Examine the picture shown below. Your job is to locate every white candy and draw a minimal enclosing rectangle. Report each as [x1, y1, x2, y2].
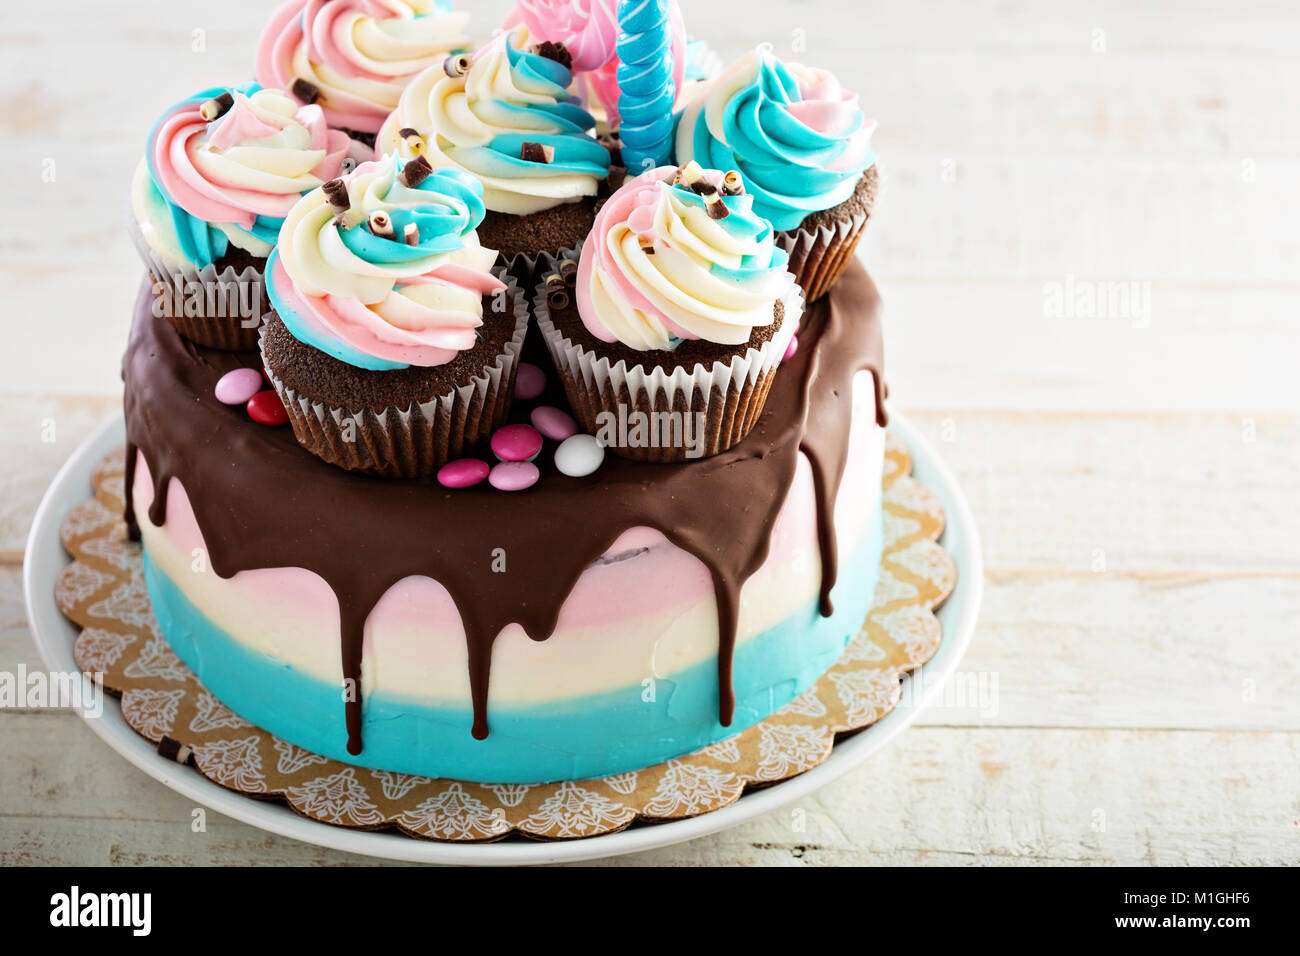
[554, 434, 604, 478]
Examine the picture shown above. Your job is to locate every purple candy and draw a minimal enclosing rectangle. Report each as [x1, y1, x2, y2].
[436, 458, 490, 489]
[530, 405, 578, 442]
[491, 424, 543, 462]
[214, 367, 264, 405]
[783, 335, 799, 362]
[514, 362, 546, 400]
[489, 460, 539, 492]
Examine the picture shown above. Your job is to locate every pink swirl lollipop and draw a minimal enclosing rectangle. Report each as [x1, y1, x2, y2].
[502, 0, 685, 127]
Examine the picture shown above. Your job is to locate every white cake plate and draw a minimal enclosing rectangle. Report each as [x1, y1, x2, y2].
[25, 409, 981, 865]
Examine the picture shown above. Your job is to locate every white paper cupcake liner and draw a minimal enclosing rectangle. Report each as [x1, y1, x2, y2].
[260, 271, 530, 479]
[775, 206, 870, 305]
[127, 207, 268, 350]
[532, 246, 803, 462]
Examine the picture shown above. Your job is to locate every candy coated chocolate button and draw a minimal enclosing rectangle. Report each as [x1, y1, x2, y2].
[489, 460, 539, 491]
[214, 368, 263, 405]
[783, 335, 799, 361]
[246, 390, 289, 426]
[491, 424, 543, 462]
[514, 362, 546, 400]
[437, 458, 490, 489]
[530, 405, 578, 442]
[555, 434, 604, 477]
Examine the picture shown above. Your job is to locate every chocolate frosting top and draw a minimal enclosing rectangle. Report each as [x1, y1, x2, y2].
[123, 261, 885, 755]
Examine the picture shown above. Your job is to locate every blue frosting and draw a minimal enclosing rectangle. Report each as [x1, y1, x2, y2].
[143, 508, 883, 785]
[443, 37, 609, 184]
[666, 178, 790, 278]
[144, 81, 277, 268]
[684, 37, 713, 82]
[269, 162, 490, 372]
[616, 0, 678, 173]
[679, 53, 875, 231]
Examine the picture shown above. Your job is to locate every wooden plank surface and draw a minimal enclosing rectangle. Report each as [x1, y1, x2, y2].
[2, 0, 1298, 865]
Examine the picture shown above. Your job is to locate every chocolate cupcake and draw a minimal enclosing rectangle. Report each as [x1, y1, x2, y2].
[675, 46, 878, 302]
[262, 153, 528, 477]
[533, 164, 800, 463]
[255, 0, 471, 148]
[129, 83, 369, 349]
[377, 27, 612, 282]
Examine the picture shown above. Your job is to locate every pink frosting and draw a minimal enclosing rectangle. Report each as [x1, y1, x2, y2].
[790, 66, 876, 174]
[576, 165, 733, 344]
[257, 0, 454, 133]
[271, 258, 504, 367]
[502, 0, 686, 127]
[503, 0, 618, 72]
[150, 93, 353, 228]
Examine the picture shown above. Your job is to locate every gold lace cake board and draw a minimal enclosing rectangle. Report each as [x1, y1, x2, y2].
[55, 431, 954, 843]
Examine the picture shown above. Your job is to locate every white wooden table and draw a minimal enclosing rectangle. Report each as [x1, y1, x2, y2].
[2, 0, 1297, 865]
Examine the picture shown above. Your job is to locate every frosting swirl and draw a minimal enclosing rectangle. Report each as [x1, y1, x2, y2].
[256, 0, 471, 135]
[377, 29, 610, 215]
[575, 165, 792, 350]
[268, 153, 505, 370]
[674, 48, 876, 232]
[138, 84, 361, 267]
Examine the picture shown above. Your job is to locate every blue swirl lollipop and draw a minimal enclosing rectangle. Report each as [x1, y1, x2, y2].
[616, 0, 679, 173]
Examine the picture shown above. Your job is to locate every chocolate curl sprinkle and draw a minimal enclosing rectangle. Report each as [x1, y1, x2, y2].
[198, 91, 234, 122]
[521, 141, 555, 164]
[544, 273, 569, 310]
[157, 735, 193, 765]
[533, 41, 572, 70]
[291, 78, 321, 105]
[443, 54, 471, 78]
[559, 258, 578, 287]
[676, 162, 731, 220]
[398, 153, 433, 188]
[322, 178, 350, 214]
[404, 223, 420, 246]
[721, 169, 745, 196]
[399, 127, 426, 157]
[675, 161, 705, 189]
[368, 211, 395, 240]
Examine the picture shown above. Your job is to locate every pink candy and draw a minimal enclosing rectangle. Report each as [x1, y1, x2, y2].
[514, 362, 547, 400]
[437, 458, 490, 489]
[214, 368, 263, 405]
[489, 460, 539, 492]
[491, 424, 543, 462]
[783, 335, 799, 361]
[530, 405, 578, 442]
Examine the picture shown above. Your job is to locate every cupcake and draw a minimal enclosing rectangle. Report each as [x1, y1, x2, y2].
[129, 83, 368, 349]
[534, 163, 800, 463]
[674, 46, 878, 302]
[255, 0, 471, 147]
[261, 153, 528, 477]
[376, 27, 612, 281]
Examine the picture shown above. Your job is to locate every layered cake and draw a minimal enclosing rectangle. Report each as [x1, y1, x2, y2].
[122, 0, 884, 785]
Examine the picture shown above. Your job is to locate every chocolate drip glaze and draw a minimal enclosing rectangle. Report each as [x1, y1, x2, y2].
[122, 261, 885, 752]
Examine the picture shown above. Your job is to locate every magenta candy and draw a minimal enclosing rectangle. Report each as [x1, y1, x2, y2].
[491, 424, 543, 462]
[215, 368, 263, 405]
[489, 460, 539, 492]
[514, 362, 546, 400]
[246, 390, 289, 426]
[783, 335, 799, 361]
[530, 405, 578, 442]
[436, 458, 490, 489]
